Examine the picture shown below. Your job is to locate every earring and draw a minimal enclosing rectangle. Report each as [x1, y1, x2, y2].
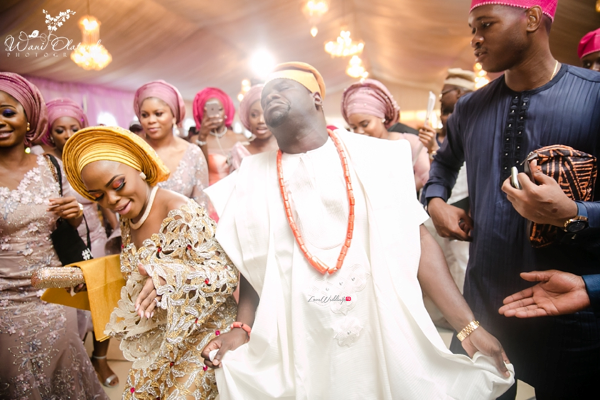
[50, 136, 55, 145]
[27, 122, 31, 131]
[140, 172, 147, 180]
[382, 119, 386, 124]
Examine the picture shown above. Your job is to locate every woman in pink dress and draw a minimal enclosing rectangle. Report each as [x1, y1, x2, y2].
[192, 88, 246, 185]
[0, 72, 108, 399]
[229, 85, 279, 171]
[341, 79, 430, 191]
[134, 80, 210, 209]
[40, 97, 119, 387]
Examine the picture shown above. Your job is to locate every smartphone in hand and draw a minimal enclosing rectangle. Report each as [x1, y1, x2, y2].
[205, 102, 220, 118]
[510, 166, 522, 190]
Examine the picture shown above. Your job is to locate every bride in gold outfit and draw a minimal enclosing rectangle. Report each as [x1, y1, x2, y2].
[62, 125, 238, 399]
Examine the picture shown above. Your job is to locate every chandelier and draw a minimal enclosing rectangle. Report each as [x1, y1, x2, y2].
[302, 0, 329, 37]
[325, 30, 364, 57]
[474, 62, 490, 89]
[71, 15, 112, 70]
[346, 55, 368, 79]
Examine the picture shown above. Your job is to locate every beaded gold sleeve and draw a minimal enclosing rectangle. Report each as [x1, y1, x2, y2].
[105, 199, 238, 399]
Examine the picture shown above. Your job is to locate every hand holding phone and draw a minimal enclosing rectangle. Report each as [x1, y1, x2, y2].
[205, 102, 220, 119]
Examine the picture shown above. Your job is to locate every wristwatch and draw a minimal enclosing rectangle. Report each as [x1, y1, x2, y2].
[563, 202, 589, 233]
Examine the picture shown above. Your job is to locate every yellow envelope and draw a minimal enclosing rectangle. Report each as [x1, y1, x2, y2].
[41, 255, 125, 341]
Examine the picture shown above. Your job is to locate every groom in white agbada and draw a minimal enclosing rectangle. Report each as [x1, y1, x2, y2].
[202, 62, 514, 399]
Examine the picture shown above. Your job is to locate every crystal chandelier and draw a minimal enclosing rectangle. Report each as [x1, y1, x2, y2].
[302, 0, 329, 37]
[346, 55, 369, 79]
[474, 62, 490, 89]
[71, 15, 112, 70]
[325, 30, 364, 58]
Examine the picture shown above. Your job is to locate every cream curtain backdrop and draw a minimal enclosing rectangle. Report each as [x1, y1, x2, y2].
[2, 0, 599, 123]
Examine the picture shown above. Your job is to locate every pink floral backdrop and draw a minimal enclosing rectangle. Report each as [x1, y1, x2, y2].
[24, 75, 136, 129]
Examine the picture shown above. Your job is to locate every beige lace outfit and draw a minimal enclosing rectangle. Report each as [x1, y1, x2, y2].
[0, 155, 108, 400]
[105, 199, 238, 399]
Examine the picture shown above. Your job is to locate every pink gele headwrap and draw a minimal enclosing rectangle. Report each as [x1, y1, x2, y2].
[578, 28, 600, 59]
[470, 0, 558, 21]
[192, 87, 235, 130]
[341, 79, 400, 129]
[134, 80, 186, 126]
[41, 98, 89, 146]
[0, 72, 48, 146]
[239, 85, 263, 131]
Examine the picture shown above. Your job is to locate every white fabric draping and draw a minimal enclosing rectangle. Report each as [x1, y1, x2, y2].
[206, 130, 514, 400]
[2, 0, 595, 122]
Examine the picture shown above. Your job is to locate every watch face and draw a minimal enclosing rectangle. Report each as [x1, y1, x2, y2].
[567, 220, 588, 233]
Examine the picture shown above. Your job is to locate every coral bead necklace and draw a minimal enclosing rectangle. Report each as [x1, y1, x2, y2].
[276, 130, 355, 275]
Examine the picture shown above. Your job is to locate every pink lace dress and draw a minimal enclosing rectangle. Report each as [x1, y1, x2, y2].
[158, 144, 210, 209]
[0, 155, 108, 399]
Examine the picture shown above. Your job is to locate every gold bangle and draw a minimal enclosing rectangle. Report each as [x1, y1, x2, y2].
[457, 320, 480, 341]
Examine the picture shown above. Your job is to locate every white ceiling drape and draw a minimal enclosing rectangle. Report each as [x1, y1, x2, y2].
[1, 0, 599, 122]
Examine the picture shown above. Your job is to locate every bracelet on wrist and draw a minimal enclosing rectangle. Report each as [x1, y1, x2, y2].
[457, 320, 479, 341]
[196, 139, 207, 147]
[230, 321, 251, 342]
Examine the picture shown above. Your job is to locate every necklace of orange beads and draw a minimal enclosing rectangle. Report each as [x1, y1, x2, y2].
[276, 130, 355, 275]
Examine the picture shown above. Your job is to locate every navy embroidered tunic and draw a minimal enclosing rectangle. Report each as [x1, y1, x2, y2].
[423, 64, 600, 393]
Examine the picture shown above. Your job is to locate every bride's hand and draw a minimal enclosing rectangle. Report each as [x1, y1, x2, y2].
[135, 264, 164, 319]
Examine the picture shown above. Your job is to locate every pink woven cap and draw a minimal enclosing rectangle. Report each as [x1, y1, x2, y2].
[578, 28, 600, 59]
[470, 0, 558, 21]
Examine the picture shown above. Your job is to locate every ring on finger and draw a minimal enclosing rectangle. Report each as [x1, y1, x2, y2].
[154, 297, 160, 306]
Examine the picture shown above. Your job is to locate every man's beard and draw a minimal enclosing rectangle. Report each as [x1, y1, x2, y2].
[266, 104, 291, 128]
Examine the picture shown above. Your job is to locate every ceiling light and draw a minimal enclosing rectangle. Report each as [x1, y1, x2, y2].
[302, 0, 329, 37]
[250, 50, 276, 79]
[346, 55, 368, 79]
[71, 15, 111, 70]
[325, 30, 364, 58]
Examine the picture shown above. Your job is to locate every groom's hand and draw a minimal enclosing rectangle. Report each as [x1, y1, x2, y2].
[201, 329, 248, 368]
[461, 326, 511, 378]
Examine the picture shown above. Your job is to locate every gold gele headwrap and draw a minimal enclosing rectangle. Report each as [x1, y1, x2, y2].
[62, 125, 170, 201]
[264, 62, 326, 99]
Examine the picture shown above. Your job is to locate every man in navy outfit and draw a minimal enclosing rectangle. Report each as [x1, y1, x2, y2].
[422, 1, 600, 398]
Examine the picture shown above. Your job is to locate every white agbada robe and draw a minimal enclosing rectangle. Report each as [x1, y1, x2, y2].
[206, 130, 514, 400]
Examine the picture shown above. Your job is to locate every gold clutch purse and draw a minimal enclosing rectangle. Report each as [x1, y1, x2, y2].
[31, 267, 85, 289]
[40, 255, 125, 341]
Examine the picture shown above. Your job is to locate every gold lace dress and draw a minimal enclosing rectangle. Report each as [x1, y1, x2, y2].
[105, 199, 238, 399]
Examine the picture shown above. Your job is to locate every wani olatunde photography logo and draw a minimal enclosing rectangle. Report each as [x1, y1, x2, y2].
[4, 9, 77, 58]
